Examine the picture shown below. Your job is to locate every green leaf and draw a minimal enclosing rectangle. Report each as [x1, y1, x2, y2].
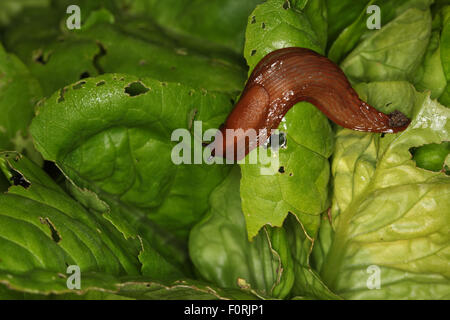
[321, 88, 450, 299]
[1, 273, 260, 299]
[439, 6, 450, 106]
[27, 39, 101, 97]
[240, 0, 333, 240]
[93, 278, 262, 300]
[0, 153, 140, 277]
[0, 152, 189, 295]
[340, 7, 432, 84]
[240, 129, 332, 240]
[328, 0, 434, 64]
[325, 0, 369, 49]
[189, 168, 294, 299]
[244, 0, 324, 70]
[3, 6, 62, 65]
[4, 9, 247, 96]
[0, 44, 42, 161]
[284, 214, 341, 300]
[303, 0, 328, 51]
[0, 0, 49, 27]
[30, 74, 233, 240]
[310, 214, 334, 274]
[0, 175, 8, 193]
[413, 30, 447, 99]
[354, 81, 417, 118]
[117, 0, 264, 56]
[79, 23, 246, 94]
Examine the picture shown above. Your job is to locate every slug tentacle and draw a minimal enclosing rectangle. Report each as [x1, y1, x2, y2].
[209, 47, 410, 161]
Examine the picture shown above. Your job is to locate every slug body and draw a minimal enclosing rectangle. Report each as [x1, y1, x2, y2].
[209, 47, 410, 161]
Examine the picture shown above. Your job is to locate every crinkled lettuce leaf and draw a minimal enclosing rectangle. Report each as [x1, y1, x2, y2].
[320, 86, 450, 299]
[284, 214, 341, 300]
[78, 23, 246, 94]
[340, 7, 432, 84]
[0, 44, 42, 162]
[30, 74, 232, 241]
[3, 4, 248, 97]
[244, 0, 325, 69]
[189, 167, 294, 299]
[0, 152, 189, 295]
[439, 5, 450, 106]
[328, 0, 434, 64]
[0, 0, 49, 26]
[240, 0, 333, 240]
[116, 0, 264, 56]
[413, 17, 447, 99]
[325, 0, 368, 49]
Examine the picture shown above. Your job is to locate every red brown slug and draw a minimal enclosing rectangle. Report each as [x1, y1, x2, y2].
[208, 47, 410, 161]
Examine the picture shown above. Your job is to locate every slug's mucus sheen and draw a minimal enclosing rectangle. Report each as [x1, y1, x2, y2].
[208, 47, 410, 161]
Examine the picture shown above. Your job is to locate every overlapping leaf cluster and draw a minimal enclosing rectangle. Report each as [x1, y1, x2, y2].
[0, 0, 448, 300]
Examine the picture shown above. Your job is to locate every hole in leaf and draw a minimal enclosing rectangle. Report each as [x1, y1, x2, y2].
[188, 109, 198, 130]
[73, 81, 86, 90]
[251, 16, 256, 24]
[79, 71, 90, 79]
[283, 0, 290, 9]
[125, 81, 149, 96]
[58, 87, 67, 103]
[262, 22, 266, 29]
[33, 49, 52, 65]
[96, 80, 106, 86]
[278, 166, 285, 173]
[251, 49, 257, 56]
[43, 161, 63, 182]
[39, 217, 62, 243]
[93, 41, 107, 74]
[9, 169, 31, 188]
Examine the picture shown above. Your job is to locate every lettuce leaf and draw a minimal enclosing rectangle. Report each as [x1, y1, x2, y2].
[340, 7, 432, 84]
[240, 0, 333, 240]
[414, 26, 447, 99]
[320, 86, 450, 299]
[30, 74, 233, 240]
[438, 5, 450, 106]
[328, 0, 434, 64]
[0, 44, 42, 158]
[117, 0, 264, 55]
[3, 5, 248, 97]
[189, 167, 294, 299]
